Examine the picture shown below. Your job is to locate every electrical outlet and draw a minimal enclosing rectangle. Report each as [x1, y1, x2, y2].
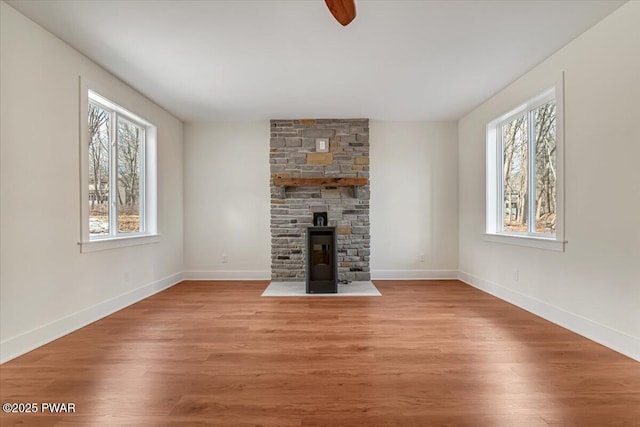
[222, 253, 229, 264]
[124, 271, 130, 282]
[513, 269, 519, 282]
[419, 253, 425, 262]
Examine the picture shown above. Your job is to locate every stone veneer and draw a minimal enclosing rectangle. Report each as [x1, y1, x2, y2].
[270, 119, 370, 282]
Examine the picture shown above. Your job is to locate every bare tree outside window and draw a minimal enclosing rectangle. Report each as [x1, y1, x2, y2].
[88, 103, 110, 236]
[501, 101, 556, 235]
[87, 94, 147, 239]
[83, 87, 155, 249]
[534, 101, 556, 234]
[486, 82, 563, 250]
[502, 115, 528, 232]
[117, 118, 142, 233]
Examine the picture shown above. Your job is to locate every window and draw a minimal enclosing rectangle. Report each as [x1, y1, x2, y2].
[79, 78, 158, 252]
[485, 75, 565, 251]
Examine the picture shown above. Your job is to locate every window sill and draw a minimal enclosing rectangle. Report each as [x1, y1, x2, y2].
[483, 233, 566, 252]
[79, 234, 160, 253]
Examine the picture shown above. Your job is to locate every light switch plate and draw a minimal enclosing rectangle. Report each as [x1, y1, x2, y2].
[315, 138, 329, 152]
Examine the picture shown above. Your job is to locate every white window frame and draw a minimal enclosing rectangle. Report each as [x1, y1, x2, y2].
[79, 77, 159, 253]
[485, 73, 566, 252]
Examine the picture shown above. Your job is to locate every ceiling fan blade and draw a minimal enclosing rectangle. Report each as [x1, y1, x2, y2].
[325, 0, 356, 26]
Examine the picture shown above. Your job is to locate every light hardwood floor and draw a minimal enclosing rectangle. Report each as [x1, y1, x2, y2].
[1, 280, 639, 426]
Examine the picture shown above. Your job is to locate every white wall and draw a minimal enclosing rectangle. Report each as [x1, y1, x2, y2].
[370, 121, 459, 279]
[183, 122, 271, 279]
[458, 1, 640, 360]
[0, 2, 184, 362]
[183, 121, 459, 281]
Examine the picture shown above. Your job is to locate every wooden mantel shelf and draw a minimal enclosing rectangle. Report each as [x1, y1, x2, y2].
[272, 176, 368, 198]
[272, 177, 368, 187]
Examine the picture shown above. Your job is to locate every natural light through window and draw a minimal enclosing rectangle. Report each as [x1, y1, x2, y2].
[80, 78, 158, 252]
[485, 75, 565, 251]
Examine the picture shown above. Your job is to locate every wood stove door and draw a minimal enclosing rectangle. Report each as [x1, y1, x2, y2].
[306, 227, 337, 293]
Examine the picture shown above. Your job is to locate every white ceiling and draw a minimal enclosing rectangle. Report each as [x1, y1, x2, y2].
[7, 0, 625, 122]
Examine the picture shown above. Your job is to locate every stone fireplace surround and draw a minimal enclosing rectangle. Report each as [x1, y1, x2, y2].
[270, 119, 370, 282]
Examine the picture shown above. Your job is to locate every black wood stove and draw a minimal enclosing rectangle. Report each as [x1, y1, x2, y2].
[306, 226, 337, 293]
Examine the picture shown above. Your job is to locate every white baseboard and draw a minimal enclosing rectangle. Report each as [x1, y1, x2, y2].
[458, 270, 640, 362]
[5, 269, 636, 364]
[0, 272, 183, 364]
[183, 270, 271, 281]
[371, 269, 458, 280]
